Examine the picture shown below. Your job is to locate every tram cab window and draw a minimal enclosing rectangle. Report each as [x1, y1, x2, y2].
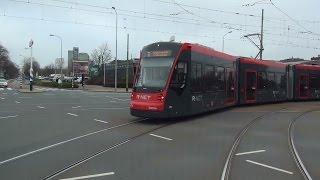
[170, 61, 187, 89]
[258, 72, 267, 89]
[216, 67, 225, 90]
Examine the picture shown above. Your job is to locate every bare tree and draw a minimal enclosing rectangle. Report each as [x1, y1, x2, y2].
[91, 42, 112, 66]
[41, 63, 55, 76]
[4, 61, 19, 79]
[1, 44, 19, 79]
[23, 58, 40, 77]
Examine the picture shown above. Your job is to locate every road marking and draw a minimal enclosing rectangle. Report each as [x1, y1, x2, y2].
[37, 106, 45, 109]
[110, 101, 117, 103]
[72, 106, 82, 109]
[0, 118, 148, 166]
[0, 97, 5, 100]
[149, 134, 173, 141]
[18, 97, 32, 99]
[15, 101, 21, 104]
[67, 113, 78, 117]
[0, 88, 3, 91]
[105, 95, 129, 101]
[280, 111, 300, 112]
[0, 115, 19, 119]
[236, 150, 266, 156]
[7, 88, 12, 90]
[94, 119, 108, 124]
[14, 93, 18, 95]
[246, 160, 293, 175]
[59, 172, 115, 180]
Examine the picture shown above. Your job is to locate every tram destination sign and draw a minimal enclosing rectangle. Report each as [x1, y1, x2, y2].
[146, 50, 172, 57]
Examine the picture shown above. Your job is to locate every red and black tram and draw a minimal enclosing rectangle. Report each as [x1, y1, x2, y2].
[290, 64, 320, 100]
[130, 41, 320, 118]
[237, 57, 288, 104]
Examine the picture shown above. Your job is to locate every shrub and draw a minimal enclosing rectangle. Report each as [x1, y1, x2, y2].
[34, 80, 78, 88]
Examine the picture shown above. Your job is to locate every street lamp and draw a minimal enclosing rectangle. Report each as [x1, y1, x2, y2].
[50, 34, 63, 78]
[222, 31, 232, 52]
[112, 6, 118, 92]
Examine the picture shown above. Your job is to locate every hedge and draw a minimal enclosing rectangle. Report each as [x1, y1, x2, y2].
[34, 81, 79, 88]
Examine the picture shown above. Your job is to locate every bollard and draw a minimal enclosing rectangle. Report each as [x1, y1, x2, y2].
[20, 81, 22, 89]
[72, 79, 74, 90]
[30, 81, 33, 91]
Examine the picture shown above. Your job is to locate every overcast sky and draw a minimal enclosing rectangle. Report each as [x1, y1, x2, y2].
[0, 0, 319, 68]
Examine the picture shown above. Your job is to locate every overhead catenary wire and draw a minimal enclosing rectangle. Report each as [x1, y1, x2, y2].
[7, 0, 319, 41]
[1, 0, 319, 50]
[269, 0, 320, 36]
[153, 0, 320, 24]
[2, 13, 319, 51]
[8, 0, 317, 35]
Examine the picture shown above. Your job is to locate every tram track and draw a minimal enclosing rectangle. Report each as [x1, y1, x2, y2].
[0, 117, 150, 166]
[288, 109, 319, 180]
[220, 108, 288, 180]
[221, 106, 318, 180]
[42, 120, 176, 180]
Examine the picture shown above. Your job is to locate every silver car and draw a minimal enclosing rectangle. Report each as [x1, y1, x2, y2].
[0, 78, 8, 88]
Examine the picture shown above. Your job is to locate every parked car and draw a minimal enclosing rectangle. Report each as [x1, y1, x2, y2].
[37, 76, 45, 80]
[0, 78, 8, 88]
[74, 77, 82, 83]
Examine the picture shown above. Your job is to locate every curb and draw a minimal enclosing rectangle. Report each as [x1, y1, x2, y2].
[16, 89, 47, 93]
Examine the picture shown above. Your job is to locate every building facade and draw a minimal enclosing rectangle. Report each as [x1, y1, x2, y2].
[67, 47, 89, 76]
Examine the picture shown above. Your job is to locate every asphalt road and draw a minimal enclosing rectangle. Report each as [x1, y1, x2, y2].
[0, 86, 319, 180]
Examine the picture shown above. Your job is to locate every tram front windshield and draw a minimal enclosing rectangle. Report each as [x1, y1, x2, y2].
[135, 57, 174, 91]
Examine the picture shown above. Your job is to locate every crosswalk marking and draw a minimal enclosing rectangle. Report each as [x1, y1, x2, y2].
[0, 88, 13, 91]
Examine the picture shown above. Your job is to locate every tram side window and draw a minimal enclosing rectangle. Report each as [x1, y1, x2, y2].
[275, 73, 282, 90]
[205, 65, 215, 91]
[191, 63, 202, 92]
[216, 67, 225, 90]
[258, 72, 267, 89]
[267, 72, 275, 89]
[310, 76, 320, 90]
[277, 73, 286, 90]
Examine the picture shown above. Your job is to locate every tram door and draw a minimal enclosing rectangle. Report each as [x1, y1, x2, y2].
[246, 71, 257, 102]
[299, 75, 309, 98]
[226, 68, 236, 104]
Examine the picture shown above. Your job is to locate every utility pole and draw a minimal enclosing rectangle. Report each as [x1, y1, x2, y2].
[126, 34, 129, 92]
[244, 9, 264, 60]
[29, 39, 34, 91]
[103, 55, 106, 87]
[112, 7, 118, 92]
[260, 9, 264, 60]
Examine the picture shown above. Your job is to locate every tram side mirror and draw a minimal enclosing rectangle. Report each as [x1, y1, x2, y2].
[170, 62, 187, 89]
